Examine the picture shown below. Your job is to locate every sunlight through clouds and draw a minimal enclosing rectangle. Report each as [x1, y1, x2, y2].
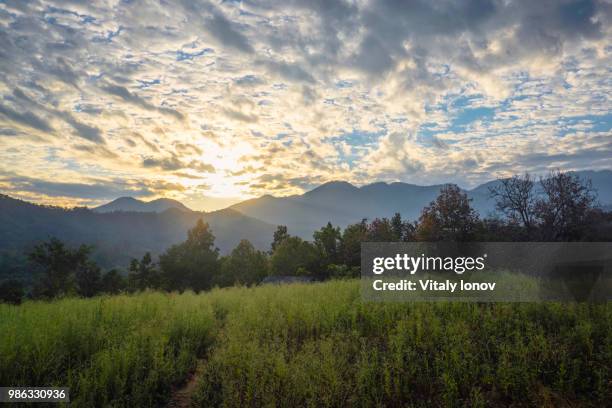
[0, 0, 610, 209]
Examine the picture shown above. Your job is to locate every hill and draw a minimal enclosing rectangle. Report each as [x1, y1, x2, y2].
[231, 181, 444, 238]
[231, 170, 612, 238]
[93, 197, 191, 213]
[0, 195, 275, 281]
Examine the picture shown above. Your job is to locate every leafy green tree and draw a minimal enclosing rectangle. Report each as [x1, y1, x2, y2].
[270, 236, 318, 277]
[326, 264, 359, 279]
[159, 219, 220, 291]
[391, 213, 403, 240]
[0, 280, 25, 305]
[391, 212, 416, 241]
[416, 184, 479, 241]
[271, 225, 289, 253]
[340, 220, 368, 268]
[128, 252, 159, 291]
[216, 240, 268, 287]
[28, 238, 92, 298]
[100, 269, 126, 294]
[313, 222, 342, 273]
[75, 261, 101, 297]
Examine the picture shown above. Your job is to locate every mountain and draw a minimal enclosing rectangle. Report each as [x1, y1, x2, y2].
[2, 170, 610, 281]
[94, 197, 191, 213]
[231, 182, 444, 238]
[231, 170, 612, 238]
[573, 170, 612, 204]
[0, 195, 276, 282]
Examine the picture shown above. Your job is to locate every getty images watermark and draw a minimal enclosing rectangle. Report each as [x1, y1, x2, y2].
[361, 242, 612, 302]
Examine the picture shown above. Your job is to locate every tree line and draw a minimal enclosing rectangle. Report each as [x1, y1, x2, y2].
[1, 170, 610, 304]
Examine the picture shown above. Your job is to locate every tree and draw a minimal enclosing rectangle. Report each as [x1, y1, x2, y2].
[391, 212, 416, 241]
[159, 219, 220, 291]
[271, 225, 289, 253]
[75, 261, 101, 297]
[128, 252, 159, 291]
[535, 170, 597, 241]
[28, 238, 92, 298]
[489, 173, 537, 233]
[340, 219, 368, 268]
[0, 280, 25, 305]
[391, 213, 403, 241]
[477, 216, 525, 242]
[581, 208, 612, 241]
[312, 222, 343, 279]
[217, 240, 268, 287]
[313, 222, 342, 263]
[100, 269, 126, 294]
[367, 218, 396, 241]
[270, 236, 318, 277]
[416, 184, 479, 241]
[326, 264, 358, 279]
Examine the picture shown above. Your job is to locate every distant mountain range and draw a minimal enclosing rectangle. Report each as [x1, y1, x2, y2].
[2, 170, 610, 281]
[231, 170, 612, 238]
[94, 197, 191, 213]
[0, 195, 275, 282]
[90, 170, 612, 239]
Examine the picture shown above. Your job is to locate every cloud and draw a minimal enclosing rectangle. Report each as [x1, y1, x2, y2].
[0, 0, 610, 206]
[142, 154, 215, 173]
[350, 34, 394, 75]
[129, 132, 159, 152]
[33, 57, 82, 88]
[0, 174, 153, 200]
[142, 155, 187, 171]
[223, 108, 259, 123]
[11, 87, 105, 144]
[0, 104, 53, 133]
[72, 144, 117, 159]
[258, 59, 315, 84]
[174, 142, 203, 155]
[234, 75, 264, 87]
[61, 115, 105, 144]
[102, 84, 184, 120]
[205, 10, 254, 53]
[0, 128, 19, 137]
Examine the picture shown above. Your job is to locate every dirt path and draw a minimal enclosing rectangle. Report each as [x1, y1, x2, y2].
[167, 359, 206, 408]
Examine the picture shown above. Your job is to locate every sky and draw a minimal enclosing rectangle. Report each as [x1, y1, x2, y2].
[0, 0, 610, 211]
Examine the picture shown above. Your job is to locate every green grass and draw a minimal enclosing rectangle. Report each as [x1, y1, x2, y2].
[193, 281, 611, 407]
[1, 281, 610, 407]
[0, 292, 216, 406]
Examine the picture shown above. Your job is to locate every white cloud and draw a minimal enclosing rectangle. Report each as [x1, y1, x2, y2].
[0, 0, 610, 207]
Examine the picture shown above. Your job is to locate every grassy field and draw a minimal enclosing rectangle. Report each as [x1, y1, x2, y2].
[0, 292, 217, 406]
[1, 280, 610, 407]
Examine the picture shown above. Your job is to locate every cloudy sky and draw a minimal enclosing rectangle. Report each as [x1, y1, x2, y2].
[0, 0, 610, 210]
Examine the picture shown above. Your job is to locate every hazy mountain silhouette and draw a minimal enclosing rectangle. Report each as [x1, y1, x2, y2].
[2, 170, 610, 281]
[94, 197, 191, 213]
[0, 195, 275, 282]
[231, 170, 612, 238]
[230, 182, 444, 238]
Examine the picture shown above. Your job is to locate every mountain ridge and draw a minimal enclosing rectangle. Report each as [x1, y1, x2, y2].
[0, 194, 276, 282]
[94, 196, 191, 213]
[2, 170, 610, 280]
[92, 170, 611, 220]
[230, 170, 612, 238]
